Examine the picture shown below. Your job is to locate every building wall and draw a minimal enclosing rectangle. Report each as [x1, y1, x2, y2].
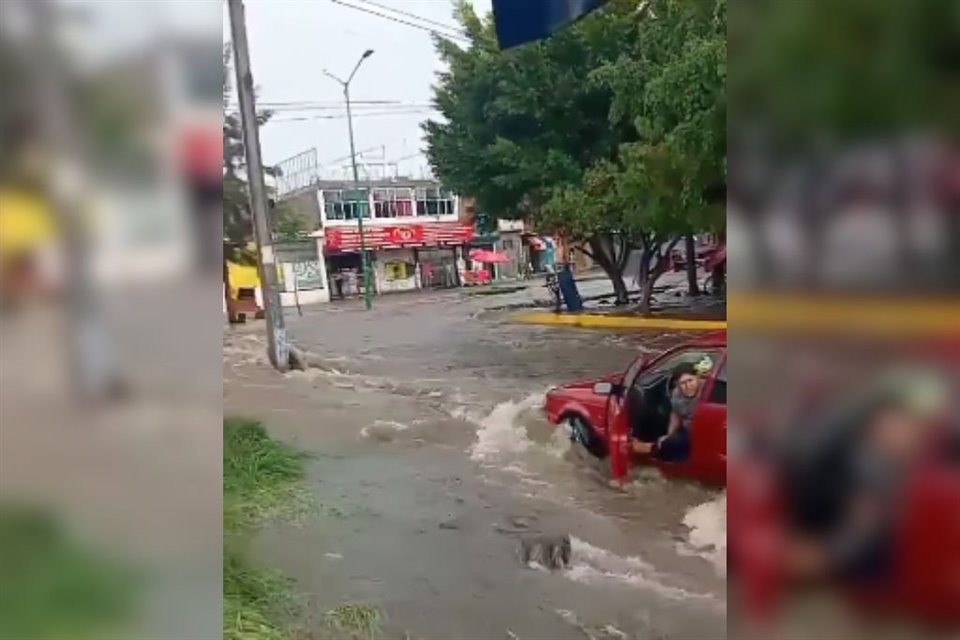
[496, 231, 524, 279]
[280, 261, 330, 304]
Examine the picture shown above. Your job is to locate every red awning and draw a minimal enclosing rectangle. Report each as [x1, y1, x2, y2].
[324, 222, 475, 252]
[469, 249, 510, 264]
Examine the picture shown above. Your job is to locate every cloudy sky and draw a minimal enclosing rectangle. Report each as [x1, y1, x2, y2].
[225, 0, 492, 178]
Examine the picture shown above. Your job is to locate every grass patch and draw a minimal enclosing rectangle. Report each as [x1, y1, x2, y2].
[224, 417, 311, 640]
[323, 604, 384, 640]
[223, 542, 298, 640]
[0, 504, 136, 640]
[224, 417, 313, 531]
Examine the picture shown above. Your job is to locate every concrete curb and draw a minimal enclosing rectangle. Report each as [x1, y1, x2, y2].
[510, 311, 726, 331]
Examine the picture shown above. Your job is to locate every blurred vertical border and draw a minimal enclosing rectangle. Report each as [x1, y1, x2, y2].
[0, 1, 224, 638]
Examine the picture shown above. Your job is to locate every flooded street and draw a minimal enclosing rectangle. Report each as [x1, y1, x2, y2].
[224, 282, 727, 640]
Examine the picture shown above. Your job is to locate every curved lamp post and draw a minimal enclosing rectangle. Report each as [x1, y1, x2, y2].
[323, 48, 375, 310]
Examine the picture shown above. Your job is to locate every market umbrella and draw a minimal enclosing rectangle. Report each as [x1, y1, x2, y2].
[469, 249, 510, 264]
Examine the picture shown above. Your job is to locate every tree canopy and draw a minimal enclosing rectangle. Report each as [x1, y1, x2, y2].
[424, 0, 726, 310]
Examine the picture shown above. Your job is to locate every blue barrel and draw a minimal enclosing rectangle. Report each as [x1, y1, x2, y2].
[557, 264, 583, 312]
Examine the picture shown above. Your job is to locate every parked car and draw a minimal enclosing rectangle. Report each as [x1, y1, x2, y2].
[544, 331, 727, 486]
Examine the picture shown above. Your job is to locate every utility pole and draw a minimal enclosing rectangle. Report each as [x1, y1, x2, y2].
[324, 49, 375, 311]
[227, 0, 289, 371]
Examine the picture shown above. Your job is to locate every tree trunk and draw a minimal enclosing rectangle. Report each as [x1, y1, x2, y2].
[685, 234, 700, 296]
[635, 238, 680, 316]
[587, 235, 629, 306]
[636, 246, 655, 315]
[611, 273, 629, 306]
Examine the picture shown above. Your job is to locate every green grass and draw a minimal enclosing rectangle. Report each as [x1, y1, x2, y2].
[323, 604, 384, 640]
[223, 417, 310, 640]
[0, 504, 136, 640]
[224, 417, 313, 532]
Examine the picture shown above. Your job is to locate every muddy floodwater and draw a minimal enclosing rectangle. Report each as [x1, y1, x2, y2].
[224, 280, 727, 640]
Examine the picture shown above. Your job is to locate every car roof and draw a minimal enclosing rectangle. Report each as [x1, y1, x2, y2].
[687, 330, 727, 348]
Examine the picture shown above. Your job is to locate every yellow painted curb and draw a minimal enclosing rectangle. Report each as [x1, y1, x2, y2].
[512, 295, 960, 336]
[511, 311, 726, 331]
[728, 294, 960, 338]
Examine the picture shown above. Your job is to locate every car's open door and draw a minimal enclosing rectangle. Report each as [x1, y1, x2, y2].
[606, 384, 632, 482]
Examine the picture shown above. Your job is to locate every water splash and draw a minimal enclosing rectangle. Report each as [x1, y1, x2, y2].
[468, 392, 547, 461]
[676, 493, 727, 576]
[565, 537, 718, 605]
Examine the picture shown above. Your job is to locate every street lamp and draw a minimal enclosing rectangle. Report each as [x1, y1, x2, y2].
[324, 48, 375, 310]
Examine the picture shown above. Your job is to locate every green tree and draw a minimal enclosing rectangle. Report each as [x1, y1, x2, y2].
[589, 0, 726, 310]
[425, 0, 725, 311]
[270, 199, 312, 241]
[424, 1, 640, 302]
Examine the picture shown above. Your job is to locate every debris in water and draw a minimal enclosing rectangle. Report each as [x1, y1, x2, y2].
[601, 624, 629, 639]
[509, 515, 534, 529]
[518, 534, 571, 570]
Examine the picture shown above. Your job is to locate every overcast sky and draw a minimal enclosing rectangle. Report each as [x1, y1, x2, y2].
[224, 0, 492, 178]
[54, 1, 489, 177]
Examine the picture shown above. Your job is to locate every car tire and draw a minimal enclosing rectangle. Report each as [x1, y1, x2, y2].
[565, 415, 607, 459]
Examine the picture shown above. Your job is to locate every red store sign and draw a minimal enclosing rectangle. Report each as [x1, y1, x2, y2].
[325, 222, 474, 252]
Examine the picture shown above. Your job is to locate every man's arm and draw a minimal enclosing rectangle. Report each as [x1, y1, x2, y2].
[663, 411, 681, 440]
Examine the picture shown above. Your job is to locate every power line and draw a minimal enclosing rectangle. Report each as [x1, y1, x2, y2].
[269, 108, 434, 123]
[389, 152, 426, 163]
[324, 145, 385, 166]
[228, 99, 410, 107]
[355, 0, 465, 35]
[233, 103, 433, 114]
[330, 0, 470, 43]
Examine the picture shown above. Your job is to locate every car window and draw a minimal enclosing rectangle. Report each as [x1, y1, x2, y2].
[622, 354, 646, 388]
[635, 348, 723, 390]
[707, 358, 727, 405]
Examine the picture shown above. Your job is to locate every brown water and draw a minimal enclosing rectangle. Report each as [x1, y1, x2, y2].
[224, 282, 726, 640]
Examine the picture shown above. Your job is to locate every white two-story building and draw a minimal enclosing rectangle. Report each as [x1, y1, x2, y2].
[307, 179, 476, 298]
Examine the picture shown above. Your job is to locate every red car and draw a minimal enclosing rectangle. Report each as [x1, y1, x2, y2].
[544, 331, 727, 485]
[728, 340, 960, 629]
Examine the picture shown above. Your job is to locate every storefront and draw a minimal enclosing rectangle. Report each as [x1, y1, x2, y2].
[375, 248, 418, 293]
[415, 246, 459, 289]
[321, 221, 474, 298]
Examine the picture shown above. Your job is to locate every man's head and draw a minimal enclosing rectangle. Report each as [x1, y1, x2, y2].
[673, 363, 703, 398]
